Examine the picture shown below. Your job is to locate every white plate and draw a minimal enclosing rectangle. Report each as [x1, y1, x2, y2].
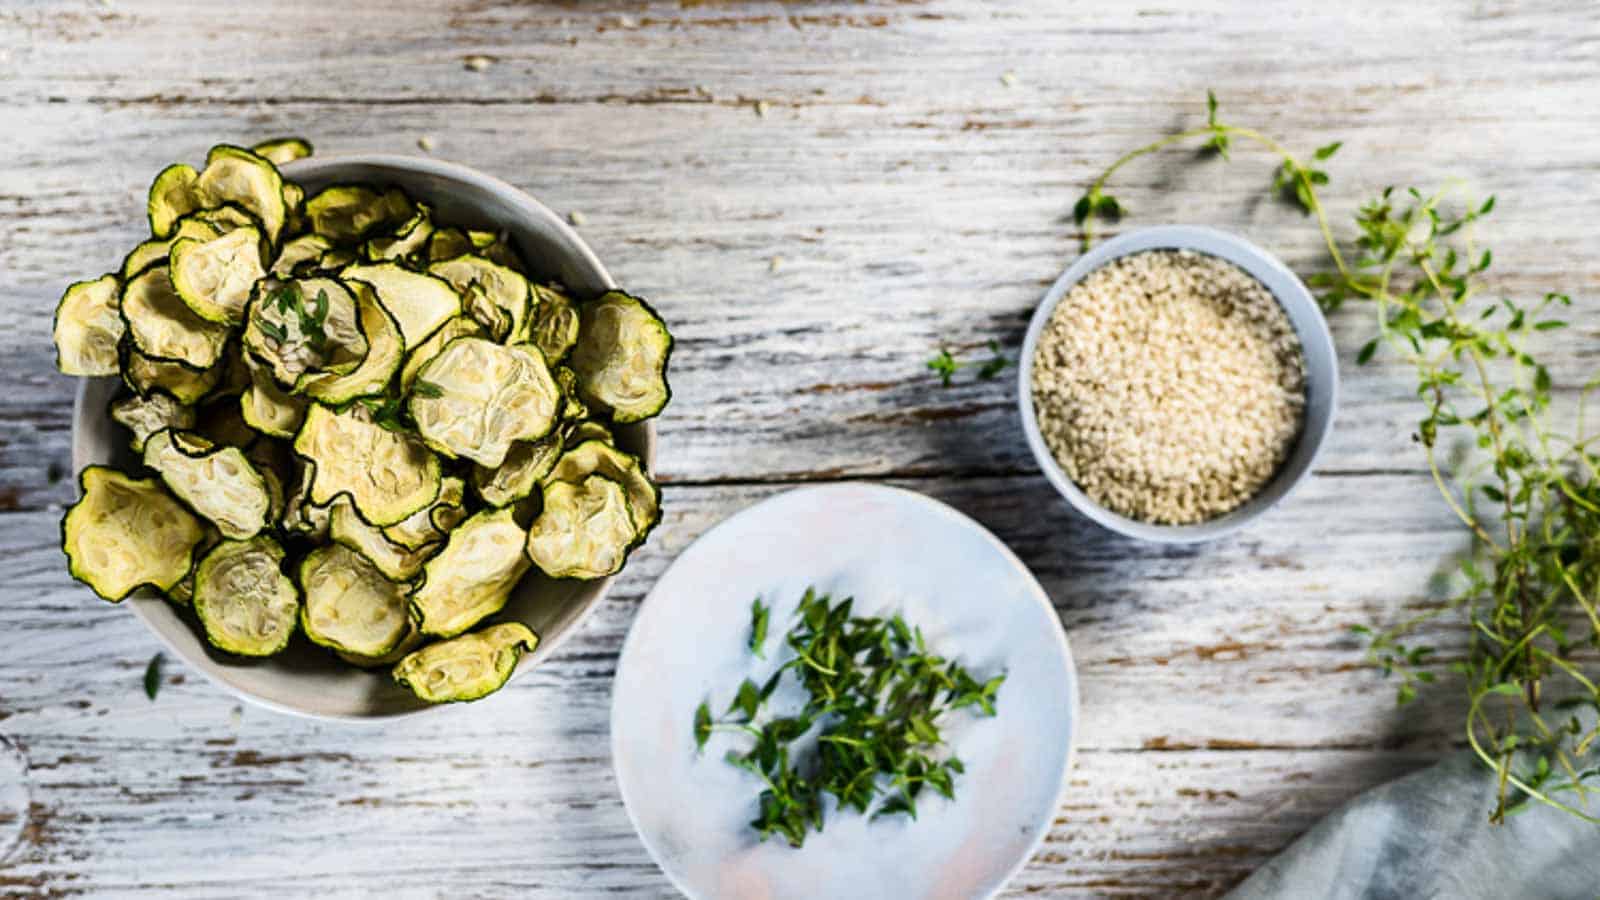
[612, 483, 1078, 900]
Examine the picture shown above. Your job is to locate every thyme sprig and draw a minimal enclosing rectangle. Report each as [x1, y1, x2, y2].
[694, 588, 1005, 846]
[1078, 91, 1600, 823]
[926, 340, 1011, 387]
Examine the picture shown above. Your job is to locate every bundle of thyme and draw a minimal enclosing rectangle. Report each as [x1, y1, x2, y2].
[1075, 92, 1600, 822]
[693, 588, 1005, 846]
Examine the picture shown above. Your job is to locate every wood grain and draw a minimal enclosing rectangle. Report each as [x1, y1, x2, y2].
[3, 0, 1599, 896]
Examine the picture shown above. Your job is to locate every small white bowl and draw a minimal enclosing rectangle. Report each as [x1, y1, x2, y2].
[1017, 225, 1338, 543]
[72, 155, 653, 720]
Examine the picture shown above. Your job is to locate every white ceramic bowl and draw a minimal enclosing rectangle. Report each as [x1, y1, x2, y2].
[72, 155, 654, 720]
[1017, 225, 1338, 543]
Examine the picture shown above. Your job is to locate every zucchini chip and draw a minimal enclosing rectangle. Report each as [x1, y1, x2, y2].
[192, 536, 299, 657]
[165, 526, 222, 607]
[293, 403, 441, 526]
[53, 275, 124, 376]
[329, 499, 438, 580]
[298, 543, 410, 658]
[409, 337, 560, 469]
[194, 397, 257, 448]
[143, 430, 272, 540]
[392, 621, 538, 704]
[242, 277, 369, 387]
[529, 283, 580, 364]
[169, 226, 266, 325]
[250, 137, 313, 166]
[338, 627, 423, 669]
[240, 359, 308, 438]
[122, 217, 222, 281]
[147, 163, 202, 238]
[525, 475, 637, 580]
[194, 203, 262, 235]
[63, 466, 206, 602]
[570, 291, 673, 423]
[362, 203, 434, 263]
[409, 507, 529, 638]
[281, 466, 332, 542]
[111, 391, 196, 453]
[306, 185, 412, 244]
[122, 345, 225, 405]
[271, 234, 334, 278]
[195, 145, 287, 244]
[341, 262, 461, 347]
[427, 227, 474, 263]
[477, 233, 528, 275]
[383, 475, 467, 551]
[546, 439, 660, 542]
[427, 255, 530, 342]
[473, 434, 561, 508]
[564, 419, 614, 449]
[297, 282, 403, 405]
[553, 365, 588, 422]
[121, 266, 230, 370]
[398, 314, 483, 391]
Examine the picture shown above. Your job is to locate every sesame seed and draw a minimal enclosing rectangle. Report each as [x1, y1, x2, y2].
[463, 55, 493, 72]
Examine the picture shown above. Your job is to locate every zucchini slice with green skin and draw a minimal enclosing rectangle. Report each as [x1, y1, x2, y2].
[546, 439, 660, 543]
[564, 419, 614, 449]
[54, 275, 125, 376]
[553, 365, 588, 422]
[298, 543, 410, 658]
[529, 283, 580, 364]
[242, 277, 369, 388]
[195, 145, 287, 244]
[392, 621, 538, 703]
[525, 475, 637, 580]
[296, 281, 403, 405]
[338, 626, 423, 668]
[271, 234, 334, 278]
[193, 397, 257, 449]
[398, 314, 483, 392]
[570, 291, 673, 423]
[293, 403, 441, 526]
[409, 506, 529, 638]
[169, 226, 266, 325]
[281, 466, 332, 542]
[362, 203, 433, 263]
[409, 337, 561, 469]
[63, 466, 207, 602]
[250, 137, 313, 166]
[143, 429, 273, 540]
[477, 233, 528, 275]
[122, 344, 225, 405]
[329, 498, 439, 580]
[164, 525, 222, 607]
[148, 163, 202, 238]
[281, 182, 308, 240]
[194, 203, 263, 235]
[383, 475, 466, 551]
[240, 359, 308, 438]
[111, 391, 195, 453]
[192, 535, 299, 657]
[121, 266, 230, 370]
[427, 227, 474, 263]
[473, 434, 561, 508]
[427, 255, 530, 342]
[122, 217, 222, 281]
[340, 262, 461, 347]
[306, 185, 412, 244]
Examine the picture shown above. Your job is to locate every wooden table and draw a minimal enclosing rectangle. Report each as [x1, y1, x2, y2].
[3, 1, 1597, 896]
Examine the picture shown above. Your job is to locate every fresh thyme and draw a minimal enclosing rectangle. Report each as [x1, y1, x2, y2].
[410, 380, 446, 399]
[143, 652, 164, 700]
[694, 588, 1004, 847]
[926, 340, 1011, 387]
[1080, 91, 1600, 823]
[361, 394, 409, 433]
[260, 282, 331, 351]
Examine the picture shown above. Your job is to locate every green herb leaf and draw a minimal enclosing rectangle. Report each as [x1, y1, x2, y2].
[143, 652, 164, 700]
[694, 700, 712, 751]
[750, 597, 771, 658]
[411, 380, 446, 399]
[1314, 141, 1343, 160]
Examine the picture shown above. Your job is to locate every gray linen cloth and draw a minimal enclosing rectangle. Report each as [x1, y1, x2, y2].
[1226, 750, 1600, 900]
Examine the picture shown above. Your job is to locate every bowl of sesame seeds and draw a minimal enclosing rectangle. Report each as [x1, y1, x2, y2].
[1019, 225, 1337, 543]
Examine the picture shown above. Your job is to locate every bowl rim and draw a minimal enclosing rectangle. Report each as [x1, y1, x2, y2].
[1016, 224, 1339, 544]
[70, 153, 652, 721]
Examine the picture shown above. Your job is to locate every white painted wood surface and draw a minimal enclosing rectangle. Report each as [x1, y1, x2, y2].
[2, 0, 1598, 896]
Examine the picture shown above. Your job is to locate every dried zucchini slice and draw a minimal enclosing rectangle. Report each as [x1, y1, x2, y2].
[362, 203, 433, 262]
[242, 277, 368, 387]
[398, 314, 483, 391]
[564, 419, 614, 449]
[525, 475, 637, 580]
[271, 234, 334, 277]
[194, 203, 262, 235]
[122, 345, 225, 404]
[240, 359, 308, 438]
[121, 266, 230, 369]
[195, 145, 287, 243]
[53, 275, 124, 376]
[165, 526, 222, 607]
[169, 226, 266, 325]
[529, 283, 580, 364]
[383, 475, 466, 551]
[193, 397, 257, 448]
[298, 543, 410, 657]
[341, 262, 461, 347]
[477, 233, 527, 274]
[409, 507, 529, 638]
[306, 184, 412, 244]
[338, 627, 422, 668]
[148, 163, 202, 238]
[392, 621, 538, 703]
[111, 391, 195, 453]
[297, 281, 402, 405]
[293, 403, 441, 526]
[546, 439, 660, 541]
[427, 227, 474, 263]
[192, 536, 299, 657]
[427, 255, 530, 342]
[553, 365, 587, 422]
[474, 434, 561, 508]
[409, 337, 560, 468]
[570, 291, 672, 423]
[143, 430, 272, 540]
[329, 499, 438, 581]
[250, 137, 313, 166]
[122, 217, 221, 281]
[281, 465, 331, 541]
[63, 466, 206, 602]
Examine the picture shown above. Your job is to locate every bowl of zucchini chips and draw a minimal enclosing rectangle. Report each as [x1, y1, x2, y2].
[53, 139, 673, 718]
